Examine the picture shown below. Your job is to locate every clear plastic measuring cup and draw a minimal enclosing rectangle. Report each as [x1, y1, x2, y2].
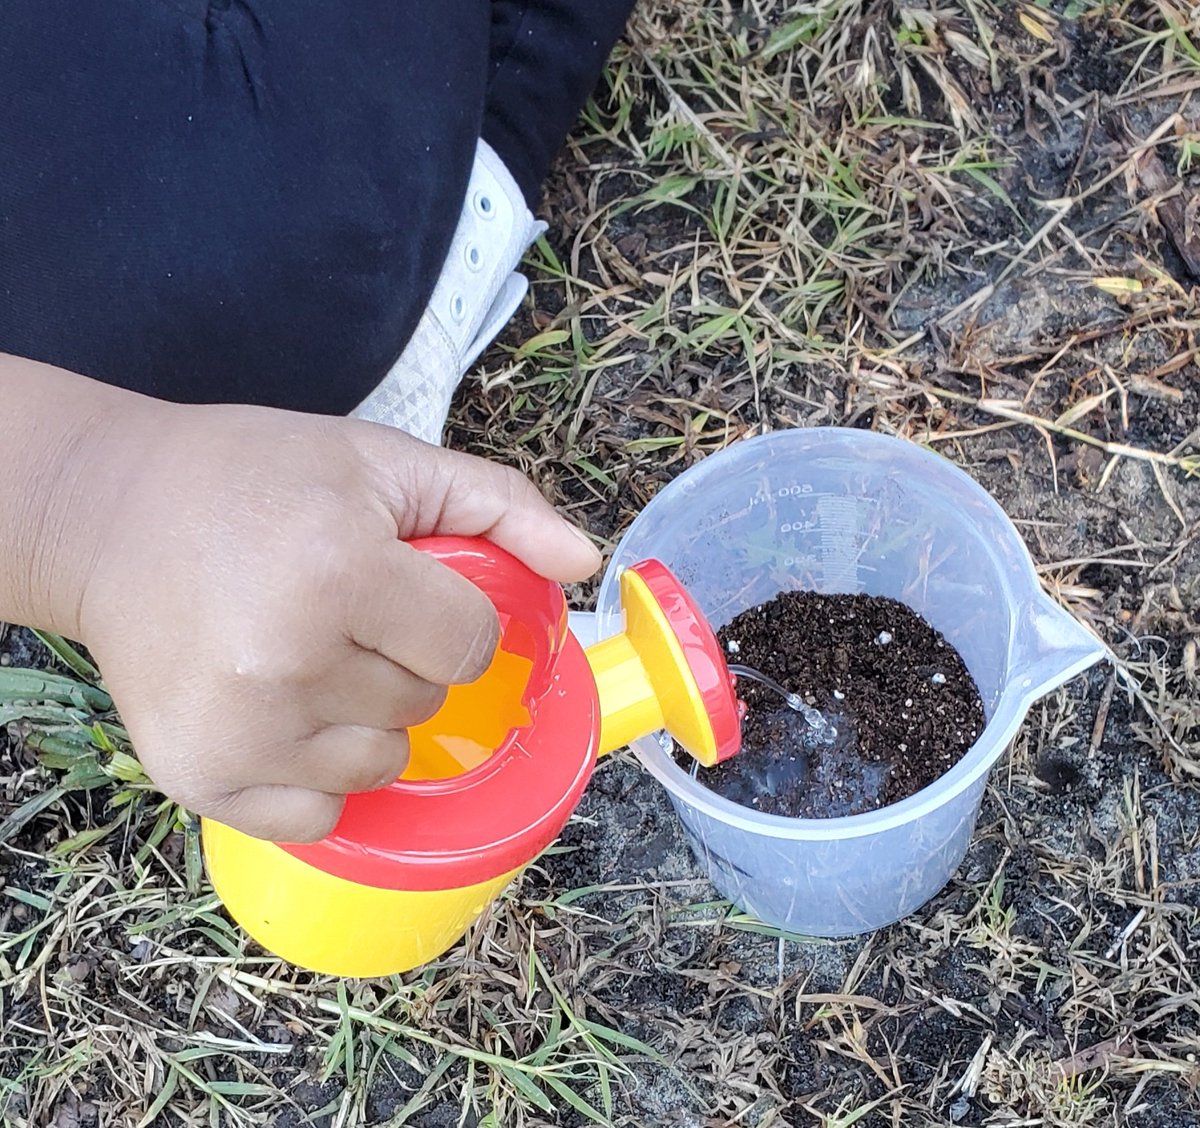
[587, 428, 1108, 937]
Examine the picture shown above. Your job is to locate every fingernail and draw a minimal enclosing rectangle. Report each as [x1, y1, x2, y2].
[567, 522, 600, 556]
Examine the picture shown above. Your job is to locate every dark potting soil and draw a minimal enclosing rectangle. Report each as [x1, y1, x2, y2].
[679, 592, 986, 818]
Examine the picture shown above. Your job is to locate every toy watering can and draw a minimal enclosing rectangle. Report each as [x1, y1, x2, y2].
[202, 537, 742, 977]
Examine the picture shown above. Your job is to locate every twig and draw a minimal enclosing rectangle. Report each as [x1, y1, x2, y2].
[1105, 908, 1147, 961]
[1113, 74, 1200, 107]
[1090, 673, 1117, 755]
[1053, 1035, 1138, 1080]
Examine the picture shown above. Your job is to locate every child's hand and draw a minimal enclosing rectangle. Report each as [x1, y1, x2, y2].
[75, 403, 600, 843]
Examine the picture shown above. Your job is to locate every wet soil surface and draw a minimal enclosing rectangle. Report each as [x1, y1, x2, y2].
[679, 592, 985, 817]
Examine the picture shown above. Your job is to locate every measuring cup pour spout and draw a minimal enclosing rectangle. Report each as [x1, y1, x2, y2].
[1009, 594, 1110, 707]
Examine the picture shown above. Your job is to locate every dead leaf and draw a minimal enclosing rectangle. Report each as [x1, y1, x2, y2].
[202, 981, 244, 1028]
[1135, 146, 1200, 280]
[1143, 348, 1198, 382]
[1128, 370, 1186, 401]
[593, 233, 644, 287]
[914, 55, 980, 134]
[944, 30, 989, 72]
[1019, 8, 1057, 44]
[1055, 390, 1115, 428]
[1053, 1036, 1137, 1080]
[66, 957, 91, 982]
[50, 1093, 97, 1128]
[1093, 276, 1144, 295]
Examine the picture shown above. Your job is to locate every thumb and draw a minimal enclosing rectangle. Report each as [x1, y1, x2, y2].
[361, 428, 602, 583]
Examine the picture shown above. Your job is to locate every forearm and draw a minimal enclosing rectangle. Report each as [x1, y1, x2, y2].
[0, 353, 144, 639]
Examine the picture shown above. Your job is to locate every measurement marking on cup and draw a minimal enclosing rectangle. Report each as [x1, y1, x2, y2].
[816, 495, 862, 591]
[748, 482, 813, 510]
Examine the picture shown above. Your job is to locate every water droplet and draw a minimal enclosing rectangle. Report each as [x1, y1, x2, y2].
[931, 672, 947, 685]
[726, 639, 740, 654]
[876, 631, 893, 646]
[833, 689, 845, 701]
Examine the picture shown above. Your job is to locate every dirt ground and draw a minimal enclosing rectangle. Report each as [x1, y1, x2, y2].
[3, 2, 1199, 1126]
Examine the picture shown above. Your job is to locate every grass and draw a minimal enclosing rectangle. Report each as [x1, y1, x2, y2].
[3, 0, 1200, 1124]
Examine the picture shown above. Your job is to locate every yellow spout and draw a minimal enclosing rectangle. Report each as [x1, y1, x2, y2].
[588, 631, 665, 756]
[584, 568, 727, 766]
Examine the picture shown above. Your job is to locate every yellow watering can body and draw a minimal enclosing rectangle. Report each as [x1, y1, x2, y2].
[203, 537, 741, 977]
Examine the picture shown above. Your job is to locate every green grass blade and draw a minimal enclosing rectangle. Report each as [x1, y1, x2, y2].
[0, 667, 111, 711]
[541, 1074, 609, 1125]
[30, 630, 101, 682]
[579, 1020, 661, 1060]
[136, 1065, 180, 1128]
[495, 1063, 553, 1112]
[0, 786, 65, 845]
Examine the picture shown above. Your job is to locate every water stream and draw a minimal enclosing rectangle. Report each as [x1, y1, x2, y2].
[727, 664, 838, 745]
